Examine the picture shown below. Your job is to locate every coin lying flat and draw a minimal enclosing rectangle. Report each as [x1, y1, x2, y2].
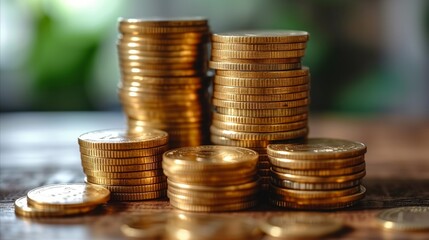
[267, 138, 367, 160]
[377, 206, 429, 231]
[26, 184, 110, 210]
[78, 128, 168, 150]
[260, 214, 343, 238]
[212, 30, 309, 44]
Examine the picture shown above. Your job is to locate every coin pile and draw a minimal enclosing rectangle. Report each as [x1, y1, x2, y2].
[267, 138, 367, 209]
[78, 128, 169, 201]
[116, 17, 211, 148]
[162, 145, 259, 212]
[209, 30, 311, 189]
[15, 183, 110, 218]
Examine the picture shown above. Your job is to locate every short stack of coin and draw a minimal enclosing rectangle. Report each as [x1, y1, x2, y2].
[78, 128, 169, 201]
[162, 145, 259, 212]
[15, 183, 110, 218]
[209, 30, 311, 189]
[117, 17, 211, 148]
[267, 138, 367, 209]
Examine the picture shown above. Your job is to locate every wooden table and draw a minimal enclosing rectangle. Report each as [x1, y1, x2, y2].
[1, 112, 428, 239]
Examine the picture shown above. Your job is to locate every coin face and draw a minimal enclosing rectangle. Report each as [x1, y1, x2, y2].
[163, 145, 258, 165]
[27, 184, 110, 209]
[260, 214, 343, 238]
[377, 206, 429, 231]
[78, 128, 168, 150]
[268, 138, 367, 160]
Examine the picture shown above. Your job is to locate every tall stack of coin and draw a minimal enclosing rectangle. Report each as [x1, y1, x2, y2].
[209, 30, 310, 189]
[117, 17, 211, 148]
[162, 145, 259, 212]
[267, 138, 367, 209]
[15, 183, 110, 218]
[78, 128, 168, 201]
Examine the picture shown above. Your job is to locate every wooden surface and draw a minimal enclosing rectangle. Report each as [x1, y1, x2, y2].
[1, 112, 428, 240]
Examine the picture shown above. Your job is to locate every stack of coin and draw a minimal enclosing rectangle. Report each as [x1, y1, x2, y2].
[78, 128, 169, 201]
[15, 183, 110, 218]
[162, 145, 259, 212]
[267, 138, 367, 209]
[209, 30, 311, 189]
[117, 17, 211, 148]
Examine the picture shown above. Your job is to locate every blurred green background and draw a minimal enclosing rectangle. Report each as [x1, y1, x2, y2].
[1, 0, 428, 117]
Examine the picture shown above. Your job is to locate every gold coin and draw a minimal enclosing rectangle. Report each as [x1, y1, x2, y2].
[121, 75, 206, 85]
[167, 191, 256, 206]
[212, 30, 309, 44]
[118, 49, 203, 58]
[110, 189, 167, 201]
[86, 176, 166, 186]
[119, 55, 205, 64]
[267, 138, 367, 160]
[119, 61, 204, 70]
[118, 35, 209, 45]
[212, 98, 309, 110]
[118, 90, 201, 101]
[212, 42, 306, 51]
[273, 162, 366, 176]
[377, 206, 429, 231]
[167, 185, 258, 199]
[118, 17, 208, 27]
[118, 42, 205, 51]
[209, 61, 301, 71]
[260, 214, 343, 238]
[84, 169, 164, 179]
[212, 120, 307, 133]
[120, 213, 167, 239]
[211, 49, 306, 59]
[162, 145, 258, 170]
[120, 100, 201, 109]
[14, 196, 96, 218]
[118, 24, 209, 34]
[270, 185, 361, 199]
[81, 154, 161, 166]
[163, 160, 256, 176]
[268, 155, 365, 170]
[271, 177, 362, 190]
[88, 182, 167, 193]
[269, 198, 360, 210]
[78, 128, 168, 150]
[271, 169, 366, 183]
[210, 125, 308, 141]
[169, 199, 257, 212]
[216, 67, 309, 78]
[210, 135, 271, 148]
[120, 83, 203, 92]
[213, 84, 309, 95]
[213, 91, 308, 102]
[82, 161, 162, 172]
[163, 170, 256, 186]
[167, 179, 259, 192]
[272, 186, 366, 204]
[214, 75, 309, 88]
[212, 112, 308, 125]
[215, 106, 309, 117]
[26, 184, 110, 210]
[210, 57, 301, 64]
[79, 145, 167, 158]
[121, 68, 205, 77]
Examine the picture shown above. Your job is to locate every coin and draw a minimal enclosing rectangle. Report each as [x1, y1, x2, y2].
[122, 75, 206, 85]
[162, 145, 258, 170]
[268, 155, 365, 170]
[78, 128, 168, 150]
[377, 206, 429, 231]
[210, 125, 308, 140]
[110, 189, 167, 201]
[214, 75, 309, 87]
[212, 30, 309, 44]
[79, 145, 167, 158]
[86, 176, 166, 186]
[26, 184, 110, 210]
[212, 42, 306, 51]
[118, 42, 205, 51]
[169, 199, 257, 212]
[84, 169, 164, 179]
[213, 91, 309, 102]
[216, 67, 309, 78]
[211, 49, 306, 59]
[260, 214, 343, 238]
[88, 182, 167, 193]
[209, 61, 301, 71]
[118, 17, 208, 27]
[82, 161, 162, 172]
[213, 98, 309, 110]
[120, 213, 167, 239]
[267, 138, 367, 160]
[213, 84, 310, 95]
[271, 169, 366, 183]
[121, 68, 205, 77]
[270, 184, 361, 199]
[118, 35, 209, 45]
[167, 178, 258, 191]
[212, 112, 308, 125]
[81, 154, 161, 166]
[119, 25, 209, 34]
[14, 196, 96, 218]
[271, 177, 362, 190]
[167, 186, 258, 199]
[273, 162, 366, 176]
[215, 106, 309, 117]
[210, 57, 301, 64]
